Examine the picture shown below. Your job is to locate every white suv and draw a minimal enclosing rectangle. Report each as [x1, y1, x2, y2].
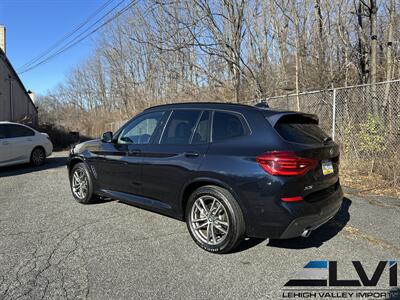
[0, 122, 53, 167]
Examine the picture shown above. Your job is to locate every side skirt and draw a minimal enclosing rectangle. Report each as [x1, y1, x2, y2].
[97, 189, 180, 219]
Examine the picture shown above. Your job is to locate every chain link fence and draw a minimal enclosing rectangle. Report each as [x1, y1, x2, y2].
[102, 80, 399, 183]
[249, 80, 400, 183]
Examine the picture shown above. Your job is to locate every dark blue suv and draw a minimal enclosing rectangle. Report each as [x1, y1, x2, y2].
[67, 103, 343, 253]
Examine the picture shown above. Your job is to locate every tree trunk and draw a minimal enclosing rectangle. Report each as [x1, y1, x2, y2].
[295, 38, 300, 111]
[369, 0, 378, 114]
[357, 2, 368, 84]
[383, 0, 395, 116]
[314, 0, 324, 79]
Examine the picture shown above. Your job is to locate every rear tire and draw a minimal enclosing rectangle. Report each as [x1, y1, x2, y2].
[30, 147, 46, 166]
[70, 162, 97, 204]
[185, 185, 245, 254]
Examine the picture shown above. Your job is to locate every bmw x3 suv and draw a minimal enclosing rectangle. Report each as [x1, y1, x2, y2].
[67, 103, 343, 253]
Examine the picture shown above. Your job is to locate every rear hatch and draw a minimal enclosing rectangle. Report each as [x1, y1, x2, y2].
[266, 112, 340, 200]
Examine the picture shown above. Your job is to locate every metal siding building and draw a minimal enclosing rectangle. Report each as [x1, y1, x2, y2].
[0, 47, 38, 124]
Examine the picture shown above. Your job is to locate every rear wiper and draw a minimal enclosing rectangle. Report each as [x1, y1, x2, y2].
[323, 137, 332, 144]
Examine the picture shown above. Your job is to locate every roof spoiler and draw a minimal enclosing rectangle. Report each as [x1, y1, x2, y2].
[254, 100, 269, 108]
[265, 112, 319, 127]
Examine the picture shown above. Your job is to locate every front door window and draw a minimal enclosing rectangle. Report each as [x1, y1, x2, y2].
[118, 111, 165, 145]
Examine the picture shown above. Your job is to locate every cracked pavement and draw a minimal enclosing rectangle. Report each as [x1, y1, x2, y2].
[0, 152, 399, 299]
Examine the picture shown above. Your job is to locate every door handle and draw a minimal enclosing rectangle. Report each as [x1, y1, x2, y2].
[2, 141, 9, 145]
[184, 151, 199, 158]
[128, 149, 142, 156]
[27, 138, 32, 142]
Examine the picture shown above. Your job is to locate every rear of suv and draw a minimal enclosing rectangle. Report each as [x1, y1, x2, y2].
[67, 103, 343, 253]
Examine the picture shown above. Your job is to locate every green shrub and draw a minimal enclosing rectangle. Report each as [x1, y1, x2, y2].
[357, 114, 387, 174]
[357, 114, 387, 155]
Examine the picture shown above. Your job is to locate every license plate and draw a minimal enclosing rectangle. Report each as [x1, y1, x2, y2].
[321, 160, 334, 175]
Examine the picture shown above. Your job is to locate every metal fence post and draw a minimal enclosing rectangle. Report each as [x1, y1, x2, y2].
[332, 88, 336, 141]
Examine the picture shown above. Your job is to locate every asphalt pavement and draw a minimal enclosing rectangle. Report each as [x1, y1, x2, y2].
[0, 152, 399, 299]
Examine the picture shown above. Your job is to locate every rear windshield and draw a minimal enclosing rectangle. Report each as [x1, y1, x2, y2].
[274, 115, 330, 144]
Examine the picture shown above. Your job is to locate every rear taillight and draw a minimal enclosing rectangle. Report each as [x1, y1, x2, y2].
[281, 196, 303, 202]
[256, 151, 317, 176]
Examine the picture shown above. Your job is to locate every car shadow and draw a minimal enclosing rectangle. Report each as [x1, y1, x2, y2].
[0, 155, 67, 177]
[267, 197, 352, 249]
[230, 237, 266, 253]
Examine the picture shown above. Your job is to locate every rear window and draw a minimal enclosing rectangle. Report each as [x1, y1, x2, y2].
[212, 111, 246, 141]
[274, 115, 330, 144]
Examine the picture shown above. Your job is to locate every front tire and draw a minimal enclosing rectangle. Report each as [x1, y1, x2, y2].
[30, 147, 46, 166]
[70, 162, 97, 204]
[185, 185, 245, 254]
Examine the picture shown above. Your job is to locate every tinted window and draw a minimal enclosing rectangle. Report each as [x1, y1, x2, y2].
[192, 111, 210, 144]
[212, 111, 245, 141]
[161, 110, 201, 145]
[118, 111, 164, 144]
[275, 116, 329, 144]
[7, 124, 34, 138]
[0, 125, 6, 139]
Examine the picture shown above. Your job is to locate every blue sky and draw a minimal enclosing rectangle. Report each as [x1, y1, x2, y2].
[0, 0, 111, 95]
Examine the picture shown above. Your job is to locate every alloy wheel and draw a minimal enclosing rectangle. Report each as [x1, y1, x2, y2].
[72, 168, 88, 200]
[32, 148, 45, 165]
[189, 195, 230, 246]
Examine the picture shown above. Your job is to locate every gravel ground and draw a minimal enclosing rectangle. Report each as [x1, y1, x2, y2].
[0, 151, 399, 300]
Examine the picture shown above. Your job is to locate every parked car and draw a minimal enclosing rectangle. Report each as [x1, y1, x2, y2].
[0, 122, 53, 167]
[67, 103, 343, 253]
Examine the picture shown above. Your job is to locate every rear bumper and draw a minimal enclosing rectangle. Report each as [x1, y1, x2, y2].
[245, 182, 343, 239]
[279, 191, 342, 238]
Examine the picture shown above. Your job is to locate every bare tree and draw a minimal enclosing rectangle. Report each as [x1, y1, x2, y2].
[36, 0, 400, 136]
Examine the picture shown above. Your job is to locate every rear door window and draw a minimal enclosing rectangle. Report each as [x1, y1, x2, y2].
[192, 111, 210, 144]
[274, 115, 330, 144]
[212, 111, 246, 141]
[6, 125, 35, 138]
[160, 110, 201, 145]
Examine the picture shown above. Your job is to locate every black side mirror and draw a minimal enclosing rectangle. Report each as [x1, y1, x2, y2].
[102, 131, 113, 143]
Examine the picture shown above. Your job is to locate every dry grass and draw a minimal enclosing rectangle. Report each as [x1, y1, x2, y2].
[340, 162, 400, 198]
